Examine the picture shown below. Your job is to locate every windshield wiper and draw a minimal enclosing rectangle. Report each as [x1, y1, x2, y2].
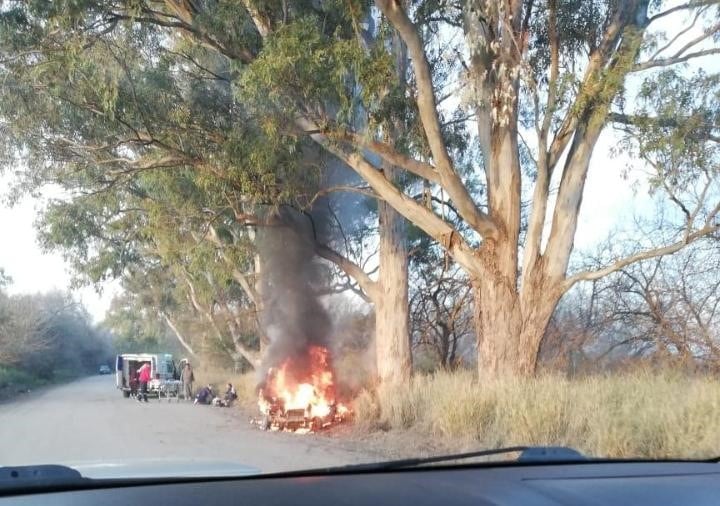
[312, 446, 586, 473]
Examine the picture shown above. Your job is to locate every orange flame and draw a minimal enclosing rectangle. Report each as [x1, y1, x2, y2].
[258, 346, 347, 421]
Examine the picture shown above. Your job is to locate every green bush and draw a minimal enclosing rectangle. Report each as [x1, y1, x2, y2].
[0, 366, 47, 390]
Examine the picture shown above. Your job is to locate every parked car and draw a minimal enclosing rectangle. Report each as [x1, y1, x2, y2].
[98, 365, 111, 375]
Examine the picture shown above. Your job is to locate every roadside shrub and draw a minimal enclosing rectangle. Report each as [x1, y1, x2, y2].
[0, 366, 46, 390]
[352, 389, 383, 430]
[354, 370, 720, 459]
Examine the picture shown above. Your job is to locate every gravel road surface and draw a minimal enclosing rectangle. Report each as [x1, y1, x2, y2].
[0, 375, 374, 474]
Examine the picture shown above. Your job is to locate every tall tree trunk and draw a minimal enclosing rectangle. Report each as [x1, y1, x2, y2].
[438, 323, 450, 369]
[376, 165, 411, 383]
[473, 268, 562, 376]
[373, 25, 412, 384]
[448, 329, 458, 368]
[471, 119, 524, 375]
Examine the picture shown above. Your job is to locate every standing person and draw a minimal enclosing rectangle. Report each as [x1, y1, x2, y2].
[180, 361, 194, 401]
[137, 362, 151, 403]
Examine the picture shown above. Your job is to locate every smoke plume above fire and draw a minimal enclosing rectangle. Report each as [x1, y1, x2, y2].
[254, 207, 349, 430]
[257, 208, 333, 375]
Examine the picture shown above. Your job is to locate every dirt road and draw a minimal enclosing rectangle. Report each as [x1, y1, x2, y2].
[0, 375, 376, 473]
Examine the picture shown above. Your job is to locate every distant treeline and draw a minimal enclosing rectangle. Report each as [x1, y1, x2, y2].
[0, 281, 113, 386]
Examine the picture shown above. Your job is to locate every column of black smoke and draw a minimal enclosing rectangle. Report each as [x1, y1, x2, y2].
[257, 207, 333, 383]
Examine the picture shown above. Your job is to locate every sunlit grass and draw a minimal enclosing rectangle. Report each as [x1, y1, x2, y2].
[192, 363, 720, 459]
[352, 370, 720, 459]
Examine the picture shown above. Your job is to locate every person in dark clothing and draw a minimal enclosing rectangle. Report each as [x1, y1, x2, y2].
[194, 384, 214, 405]
[224, 383, 237, 404]
[210, 383, 238, 407]
[137, 362, 151, 403]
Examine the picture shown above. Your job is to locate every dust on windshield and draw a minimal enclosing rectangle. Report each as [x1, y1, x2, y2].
[0, 0, 718, 475]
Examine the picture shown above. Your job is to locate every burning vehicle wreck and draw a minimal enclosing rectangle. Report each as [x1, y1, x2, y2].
[256, 399, 348, 432]
[254, 346, 350, 432]
[250, 211, 354, 433]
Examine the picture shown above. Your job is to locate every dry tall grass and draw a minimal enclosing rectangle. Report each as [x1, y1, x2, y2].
[352, 370, 720, 459]
[192, 364, 257, 404]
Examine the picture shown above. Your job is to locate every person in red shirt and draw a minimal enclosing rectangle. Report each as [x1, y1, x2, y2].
[137, 362, 151, 403]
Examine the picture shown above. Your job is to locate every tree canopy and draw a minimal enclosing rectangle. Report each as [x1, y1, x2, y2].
[1, 0, 718, 378]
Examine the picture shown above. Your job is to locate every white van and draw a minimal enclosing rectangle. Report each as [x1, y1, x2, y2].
[115, 353, 178, 398]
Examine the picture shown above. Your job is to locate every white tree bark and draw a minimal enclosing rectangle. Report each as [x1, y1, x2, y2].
[161, 312, 197, 358]
[145, 0, 718, 378]
[375, 164, 412, 383]
[183, 274, 260, 367]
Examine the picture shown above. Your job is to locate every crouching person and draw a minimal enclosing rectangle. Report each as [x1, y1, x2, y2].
[224, 383, 237, 405]
[194, 384, 214, 405]
[211, 383, 238, 407]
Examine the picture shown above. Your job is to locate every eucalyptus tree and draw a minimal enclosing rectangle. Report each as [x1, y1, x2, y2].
[0, 1, 417, 382]
[2, 0, 719, 379]
[233, 0, 720, 376]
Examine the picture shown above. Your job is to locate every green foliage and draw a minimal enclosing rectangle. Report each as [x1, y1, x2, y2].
[529, 0, 612, 72]
[631, 69, 720, 190]
[239, 15, 397, 130]
[2, 0, 718, 383]
[0, 365, 46, 390]
[0, 3, 316, 206]
[103, 291, 171, 354]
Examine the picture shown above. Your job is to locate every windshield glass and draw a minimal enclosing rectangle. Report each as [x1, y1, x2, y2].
[0, 0, 718, 479]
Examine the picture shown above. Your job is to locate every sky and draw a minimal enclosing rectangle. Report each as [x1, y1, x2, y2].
[0, 2, 713, 323]
[0, 176, 120, 322]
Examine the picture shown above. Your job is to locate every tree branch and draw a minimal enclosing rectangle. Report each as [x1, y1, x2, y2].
[608, 112, 720, 143]
[239, 0, 273, 37]
[112, 11, 254, 63]
[647, 6, 707, 61]
[331, 130, 441, 184]
[547, 2, 638, 169]
[182, 271, 260, 368]
[544, 2, 651, 280]
[374, 0, 453, 176]
[314, 244, 378, 303]
[196, 226, 261, 307]
[218, 301, 261, 368]
[309, 185, 377, 208]
[521, 0, 559, 281]
[298, 117, 483, 277]
[565, 222, 720, 289]
[161, 312, 198, 358]
[633, 47, 720, 71]
[647, 0, 718, 23]
[374, 0, 497, 240]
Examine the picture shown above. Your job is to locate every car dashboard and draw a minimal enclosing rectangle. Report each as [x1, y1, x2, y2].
[1, 461, 719, 506]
